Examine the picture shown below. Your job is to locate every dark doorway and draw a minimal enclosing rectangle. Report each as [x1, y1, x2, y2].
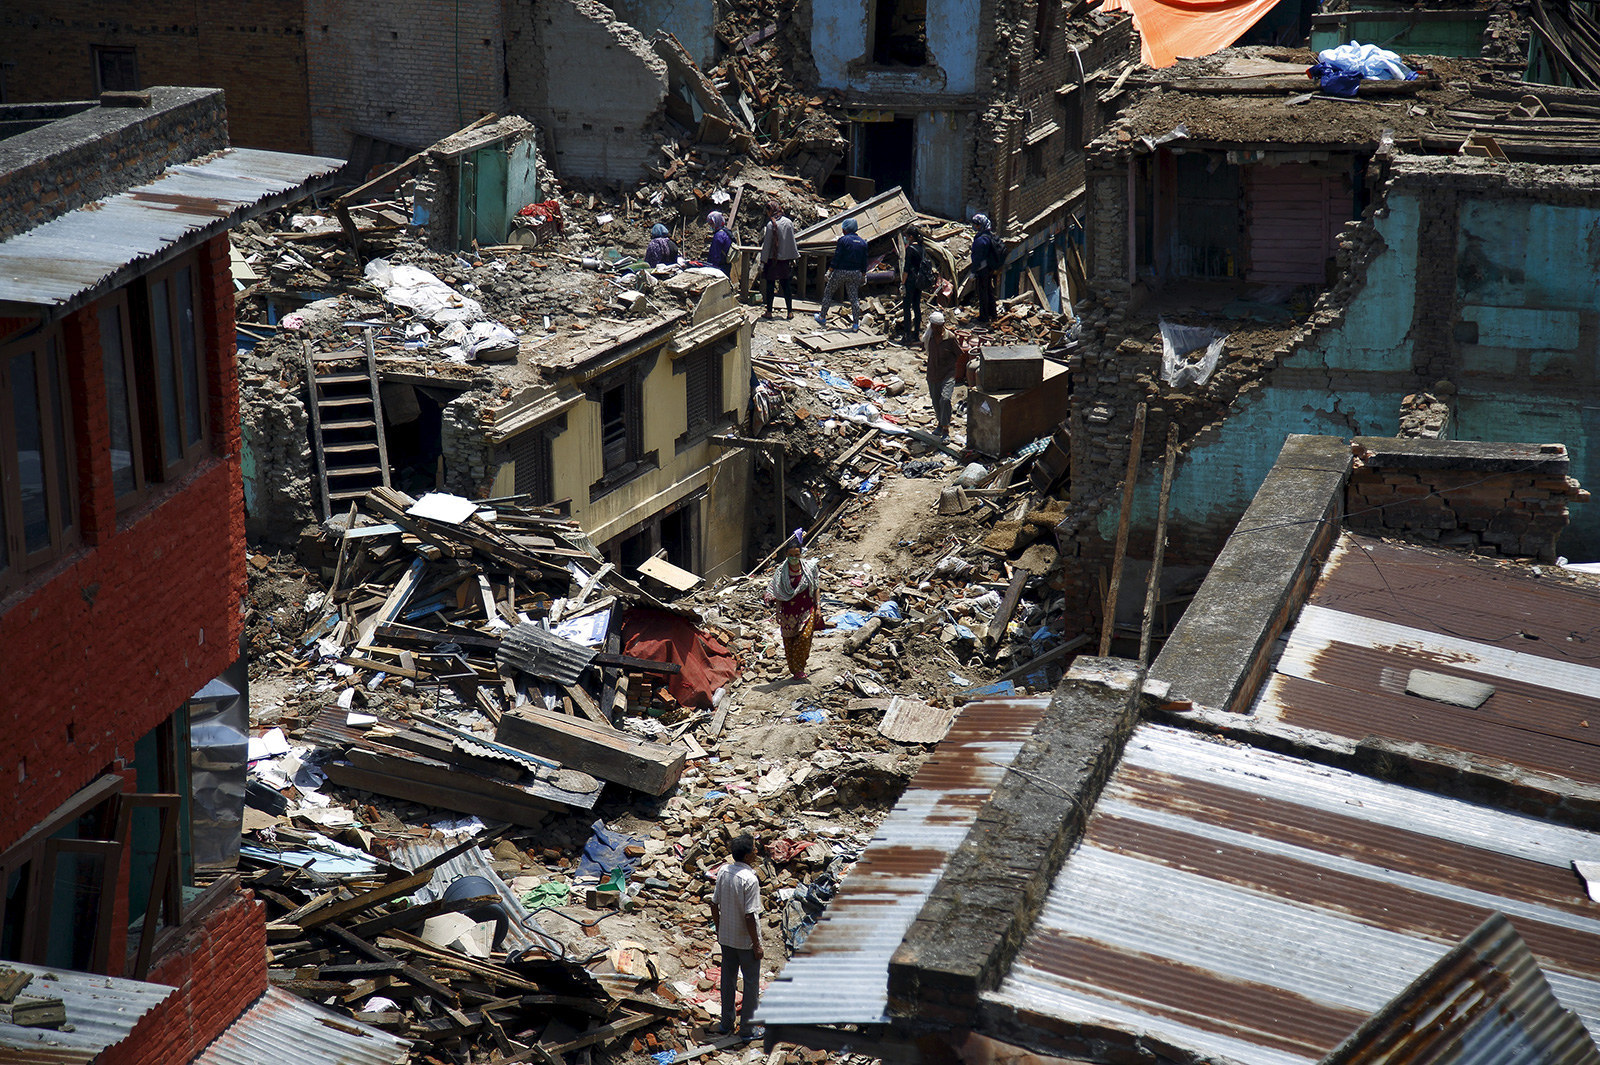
[661, 504, 695, 572]
[854, 117, 916, 204]
[872, 0, 928, 64]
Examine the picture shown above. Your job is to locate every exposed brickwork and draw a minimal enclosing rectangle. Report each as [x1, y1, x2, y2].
[0, 235, 245, 852]
[0, 87, 229, 241]
[1346, 438, 1587, 561]
[305, 0, 506, 157]
[0, 3, 310, 152]
[99, 892, 269, 1065]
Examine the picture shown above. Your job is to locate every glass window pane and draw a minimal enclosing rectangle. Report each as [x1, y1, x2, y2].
[175, 267, 202, 447]
[11, 350, 48, 553]
[47, 339, 72, 534]
[151, 279, 181, 463]
[100, 306, 136, 496]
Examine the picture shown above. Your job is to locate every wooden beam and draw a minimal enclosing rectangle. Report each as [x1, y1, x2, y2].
[497, 709, 686, 796]
[986, 566, 1032, 649]
[1139, 424, 1179, 667]
[1099, 402, 1145, 657]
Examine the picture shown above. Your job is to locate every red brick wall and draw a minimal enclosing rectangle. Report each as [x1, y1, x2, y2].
[0, 234, 245, 852]
[0, 2, 311, 152]
[99, 891, 268, 1065]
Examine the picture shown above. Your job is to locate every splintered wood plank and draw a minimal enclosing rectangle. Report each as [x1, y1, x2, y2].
[497, 709, 686, 796]
[795, 329, 888, 353]
[875, 695, 960, 744]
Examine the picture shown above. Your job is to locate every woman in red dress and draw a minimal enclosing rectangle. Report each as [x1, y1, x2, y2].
[764, 531, 821, 681]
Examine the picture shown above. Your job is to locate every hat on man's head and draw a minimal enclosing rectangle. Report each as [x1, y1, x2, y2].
[842, 218, 858, 233]
[930, 312, 946, 325]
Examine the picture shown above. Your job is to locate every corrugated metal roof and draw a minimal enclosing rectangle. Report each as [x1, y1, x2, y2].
[1320, 912, 1600, 1065]
[392, 838, 571, 956]
[989, 723, 1600, 1065]
[0, 147, 343, 313]
[195, 987, 408, 1065]
[0, 962, 174, 1064]
[1251, 534, 1600, 786]
[758, 694, 1054, 1027]
[496, 623, 598, 685]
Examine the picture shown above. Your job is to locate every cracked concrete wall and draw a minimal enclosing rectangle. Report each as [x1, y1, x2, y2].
[506, 0, 668, 183]
[811, 0, 983, 95]
[609, 0, 717, 67]
[305, 0, 507, 157]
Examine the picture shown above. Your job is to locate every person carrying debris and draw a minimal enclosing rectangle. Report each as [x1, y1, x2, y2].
[901, 226, 932, 343]
[970, 213, 1000, 323]
[763, 530, 822, 681]
[707, 211, 733, 275]
[758, 199, 799, 319]
[710, 833, 764, 1038]
[645, 223, 680, 266]
[923, 312, 969, 439]
[814, 217, 869, 332]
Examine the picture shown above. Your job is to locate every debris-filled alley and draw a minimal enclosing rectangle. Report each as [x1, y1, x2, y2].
[13, 0, 1600, 1063]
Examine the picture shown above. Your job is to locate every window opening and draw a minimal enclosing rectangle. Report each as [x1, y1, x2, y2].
[872, 0, 928, 65]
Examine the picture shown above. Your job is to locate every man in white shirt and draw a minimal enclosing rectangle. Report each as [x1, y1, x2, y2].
[709, 833, 763, 1037]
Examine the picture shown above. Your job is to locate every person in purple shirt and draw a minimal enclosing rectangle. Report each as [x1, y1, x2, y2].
[645, 223, 679, 266]
[706, 211, 733, 275]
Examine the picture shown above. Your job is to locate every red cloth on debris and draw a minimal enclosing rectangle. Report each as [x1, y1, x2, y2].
[515, 199, 565, 231]
[766, 838, 814, 863]
[620, 608, 740, 710]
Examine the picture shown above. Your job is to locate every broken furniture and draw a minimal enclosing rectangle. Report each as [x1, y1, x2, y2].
[966, 356, 1071, 458]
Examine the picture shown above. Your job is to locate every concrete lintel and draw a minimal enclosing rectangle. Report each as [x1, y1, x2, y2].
[1351, 435, 1571, 475]
[887, 658, 1144, 1025]
[1150, 434, 1352, 715]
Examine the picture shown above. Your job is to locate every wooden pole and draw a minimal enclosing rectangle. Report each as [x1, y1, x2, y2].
[1098, 402, 1146, 657]
[1139, 423, 1179, 666]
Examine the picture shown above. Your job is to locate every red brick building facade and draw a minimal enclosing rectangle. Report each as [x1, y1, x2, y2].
[0, 88, 339, 1061]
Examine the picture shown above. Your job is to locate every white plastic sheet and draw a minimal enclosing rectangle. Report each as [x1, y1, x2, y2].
[364, 257, 484, 324]
[1159, 318, 1227, 388]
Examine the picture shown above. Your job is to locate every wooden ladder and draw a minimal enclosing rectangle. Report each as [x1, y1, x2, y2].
[304, 329, 391, 519]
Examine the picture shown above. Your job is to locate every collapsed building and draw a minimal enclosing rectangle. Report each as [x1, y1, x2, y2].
[1045, 51, 1600, 652]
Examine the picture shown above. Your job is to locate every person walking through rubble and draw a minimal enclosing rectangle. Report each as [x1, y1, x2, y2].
[923, 312, 969, 439]
[901, 226, 930, 343]
[970, 213, 1000, 323]
[706, 211, 733, 275]
[710, 833, 763, 1038]
[814, 217, 869, 332]
[763, 530, 822, 681]
[758, 199, 799, 319]
[645, 223, 679, 266]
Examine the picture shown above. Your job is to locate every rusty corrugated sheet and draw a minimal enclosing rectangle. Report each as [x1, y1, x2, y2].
[194, 987, 408, 1065]
[757, 695, 1053, 1027]
[1321, 912, 1600, 1065]
[496, 622, 598, 685]
[0, 962, 174, 1064]
[989, 723, 1600, 1065]
[1251, 534, 1600, 787]
[0, 147, 343, 313]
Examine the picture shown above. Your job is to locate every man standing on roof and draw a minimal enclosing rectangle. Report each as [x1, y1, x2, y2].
[901, 225, 929, 344]
[710, 833, 764, 1039]
[814, 217, 869, 332]
[970, 213, 999, 323]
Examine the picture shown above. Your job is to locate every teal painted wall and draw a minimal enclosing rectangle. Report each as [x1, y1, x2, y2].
[1092, 190, 1600, 558]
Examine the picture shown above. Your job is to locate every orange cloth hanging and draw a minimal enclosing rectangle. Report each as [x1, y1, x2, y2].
[1108, 0, 1287, 67]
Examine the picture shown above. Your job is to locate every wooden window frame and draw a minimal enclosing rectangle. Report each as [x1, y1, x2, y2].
[99, 291, 151, 510]
[0, 324, 78, 595]
[586, 353, 661, 502]
[91, 45, 139, 94]
[676, 338, 734, 453]
[135, 256, 211, 482]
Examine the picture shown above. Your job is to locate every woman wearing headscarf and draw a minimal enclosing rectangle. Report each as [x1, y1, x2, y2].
[706, 212, 733, 275]
[758, 199, 799, 319]
[970, 213, 999, 323]
[763, 530, 822, 682]
[645, 223, 680, 266]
